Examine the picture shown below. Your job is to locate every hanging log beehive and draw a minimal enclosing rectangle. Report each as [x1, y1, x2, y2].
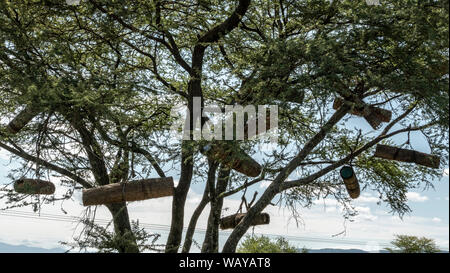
[220, 212, 270, 230]
[13, 178, 55, 195]
[374, 144, 440, 169]
[333, 98, 392, 130]
[82, 177, 174, 206]
[202, 142, 262, 177]
[340, 166, 360, 199]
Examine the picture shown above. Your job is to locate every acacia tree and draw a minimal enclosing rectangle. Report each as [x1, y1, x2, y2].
[0, 0, 448, 253]
[385, 235, 441, 253]
[237, 235, 298, 253]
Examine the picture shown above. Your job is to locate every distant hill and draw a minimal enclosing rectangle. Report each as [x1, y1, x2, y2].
[0, 242, 65, 253]
[0, 242, 446, 253]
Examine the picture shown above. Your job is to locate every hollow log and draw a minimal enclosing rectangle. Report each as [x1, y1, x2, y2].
[220, 212, 270, 230]
[333, 98, 392, 129]
[340, 166, 360, 199]
[82, 177, 174, 206]
[5, 104, 41, 134]
[202, 142, 262, 177]
[374, 144, 440, 169]
[14, 178, 55, 195]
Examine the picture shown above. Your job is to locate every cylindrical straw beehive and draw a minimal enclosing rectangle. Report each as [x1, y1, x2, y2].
[374, 144, 440, 169]
[82, 177, 174, 206]
[13, 178, 55, 195]
[202, 142, 262, 177]
[333, 98, 392, 129]
[340, 166, 360, 199]
[220, 212, 270, 230]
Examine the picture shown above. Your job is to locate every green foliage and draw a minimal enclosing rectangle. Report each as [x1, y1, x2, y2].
[385, 235, 441, 253]
[0, 0, 448, 253]
[237, 235, 299, 253]
[61, 219, 163, 253]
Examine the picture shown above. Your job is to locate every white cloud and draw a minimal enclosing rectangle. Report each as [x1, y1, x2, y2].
[325, 206, 337, 213]
[406, 192, 429, 202]
[354, 206, 370, 214]
[313, 198, 339, 207]
[432, 217, 442, 223]
[355, 194, 379, 204]
[354, 206, 378, 222]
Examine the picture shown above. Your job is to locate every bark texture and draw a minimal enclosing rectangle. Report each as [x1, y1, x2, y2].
[82, 177, 174, 206]
[106, 202, 140, 253]
[201, 167, 230, 253]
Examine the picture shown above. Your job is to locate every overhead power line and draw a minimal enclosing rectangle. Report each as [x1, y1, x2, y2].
[1, 210, 448, 250]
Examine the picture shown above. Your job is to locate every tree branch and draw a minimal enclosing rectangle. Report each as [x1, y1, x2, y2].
[90, 116, 166, 178]
[198, 0, 251, 45]
[0, 141, 92, 189]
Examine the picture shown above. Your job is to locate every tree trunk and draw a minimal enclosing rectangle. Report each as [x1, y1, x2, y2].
[165, 142, 195, 253]
[182, 182, 210, 253]
[165, 0, 250, 252]
[201, 167, 230, 253]
[106, 202, 140, 253]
